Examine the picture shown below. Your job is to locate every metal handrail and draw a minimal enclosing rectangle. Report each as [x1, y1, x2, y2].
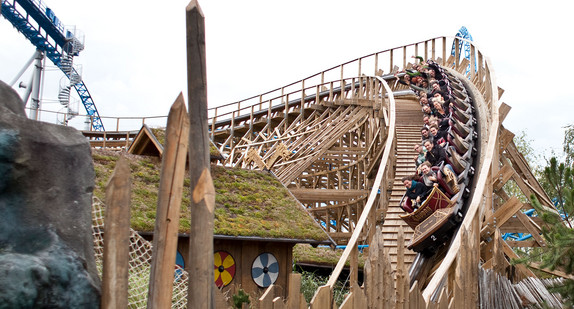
[26, 107, 167, 131]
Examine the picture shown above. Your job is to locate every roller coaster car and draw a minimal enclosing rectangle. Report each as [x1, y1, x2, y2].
[451, 106, 472, 124]
[399, 186, 463, 254]
[447, 130, 478, 157]
[400, 186, 452, 229]
[451, 86, 467, 98]
[452, 96, 472, 111]
[446, 144, 475, 175]
[450, 81, 465, 92]
[449, 118, 473, 139]
[448, 132, 469, 155]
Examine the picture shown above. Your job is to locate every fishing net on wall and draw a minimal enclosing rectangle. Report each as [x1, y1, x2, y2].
[92, 197, 188, 308]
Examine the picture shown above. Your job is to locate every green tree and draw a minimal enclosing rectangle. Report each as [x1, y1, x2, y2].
[514, 130, 541, 169]
[503, 130, 541, 202]
[522, 157, 574, 306]
[539, 158, 573, 228]
[529, 195, 574, 306]
[563, 124, 574, 167]
[512, 127, 574, 306]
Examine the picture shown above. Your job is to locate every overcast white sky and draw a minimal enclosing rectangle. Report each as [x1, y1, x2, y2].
[1, 0, 573, 163]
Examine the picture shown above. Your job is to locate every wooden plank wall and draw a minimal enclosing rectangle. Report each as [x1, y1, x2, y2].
[214, 226, 458, 308]
[215, 227, 563, 309]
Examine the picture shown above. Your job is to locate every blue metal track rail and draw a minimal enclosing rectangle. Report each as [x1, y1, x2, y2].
[1, 0, 105, 131]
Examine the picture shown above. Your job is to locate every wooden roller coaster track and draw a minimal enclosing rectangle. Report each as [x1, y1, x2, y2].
[81, 33, 562, 307]
[206, 36, 563, 307]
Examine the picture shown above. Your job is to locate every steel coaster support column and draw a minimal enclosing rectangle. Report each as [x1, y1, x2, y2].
[9, 50, 40, 87]
[21, 74, 35, 106]
[29, 50, 45, 120]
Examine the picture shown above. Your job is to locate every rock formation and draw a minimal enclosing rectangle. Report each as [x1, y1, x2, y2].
[0, 80, 100, 308]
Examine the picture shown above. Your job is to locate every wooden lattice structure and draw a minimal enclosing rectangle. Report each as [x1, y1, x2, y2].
[84, 31, 564, 306]
[211, 75, 393, 246]
[206, 36, 565, 307]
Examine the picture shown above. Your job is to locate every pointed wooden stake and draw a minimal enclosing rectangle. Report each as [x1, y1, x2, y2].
[102, 155, 131, 309]
[147, 93, 190, 308]
[186, 1, 215, 308]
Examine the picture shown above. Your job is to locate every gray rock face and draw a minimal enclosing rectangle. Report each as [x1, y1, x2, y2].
[0, 80, 100, 308]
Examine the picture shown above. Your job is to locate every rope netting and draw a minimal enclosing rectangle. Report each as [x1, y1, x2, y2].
[92, 197, 188, 308]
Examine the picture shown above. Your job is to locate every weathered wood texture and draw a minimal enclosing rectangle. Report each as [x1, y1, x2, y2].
[383, 120, 420, 270]
[479, 268, 563, 309]
[287, 274, 307, 309]
[186, 1, 215, 307]
[102, 156, 131, 309]
[203, 35, 563, 308]
[82, 130, 139, 149]
[310, 285, 331, 309]
[213, 240, 292, 300]
[147, 94, 190, 308]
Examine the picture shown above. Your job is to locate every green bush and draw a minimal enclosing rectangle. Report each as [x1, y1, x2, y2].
[232, 289, 250, 309]
[297, 270, 348, 306]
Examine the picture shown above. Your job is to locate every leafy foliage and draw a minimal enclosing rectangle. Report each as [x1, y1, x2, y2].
[538, 158, 574, 227]
[527, 195, 574, 306]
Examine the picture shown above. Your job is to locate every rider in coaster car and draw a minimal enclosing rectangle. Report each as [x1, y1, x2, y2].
[401, 176, 430, 209]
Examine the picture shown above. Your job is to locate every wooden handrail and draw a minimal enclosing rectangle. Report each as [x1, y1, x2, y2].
[208, 36, 463, 123]
[323, 76, 396, 288]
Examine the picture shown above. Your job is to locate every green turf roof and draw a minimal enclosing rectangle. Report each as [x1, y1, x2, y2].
[148, 127, 222, 158]
[92, 149, 330, 242]
[293, 244, 365, 268]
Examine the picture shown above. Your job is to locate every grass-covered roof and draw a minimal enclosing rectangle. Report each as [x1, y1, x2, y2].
[148, 127, 222, 158]
[92, 149, 330, 243]
[293, 244, 365, 269]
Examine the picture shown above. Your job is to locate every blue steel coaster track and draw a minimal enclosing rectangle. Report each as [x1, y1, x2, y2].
[1, 0, 104, 131]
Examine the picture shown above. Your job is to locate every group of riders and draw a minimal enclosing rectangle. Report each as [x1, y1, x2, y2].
[397, 56, 463, 212]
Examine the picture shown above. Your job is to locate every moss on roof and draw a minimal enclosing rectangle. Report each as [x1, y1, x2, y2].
[150, 128, 166, 145]
[92, 149, 329, 242]
[293, 244, 365, 269]
[148, 127, 221, 158]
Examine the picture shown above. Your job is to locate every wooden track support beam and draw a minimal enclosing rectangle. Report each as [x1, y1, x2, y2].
[481, 197, 524, 240]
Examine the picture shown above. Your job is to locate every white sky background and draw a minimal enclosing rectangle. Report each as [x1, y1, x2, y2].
[1, 0, 573, 163]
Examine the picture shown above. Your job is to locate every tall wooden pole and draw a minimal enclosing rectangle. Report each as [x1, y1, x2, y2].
[186, 1, 215, 308]
[147, 94, 190, 308]
[101, 156, 131, 309]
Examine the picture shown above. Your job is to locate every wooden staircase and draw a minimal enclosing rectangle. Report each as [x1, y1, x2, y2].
[382, 97, 424, 268]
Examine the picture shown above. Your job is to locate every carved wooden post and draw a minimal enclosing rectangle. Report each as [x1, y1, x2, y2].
[102, 156, 131, 309]
[147, 94, 190, 308]
[186, 1, 215, 308]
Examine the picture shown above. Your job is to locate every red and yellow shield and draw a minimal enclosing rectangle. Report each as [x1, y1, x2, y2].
[214, 251, 236, 288]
